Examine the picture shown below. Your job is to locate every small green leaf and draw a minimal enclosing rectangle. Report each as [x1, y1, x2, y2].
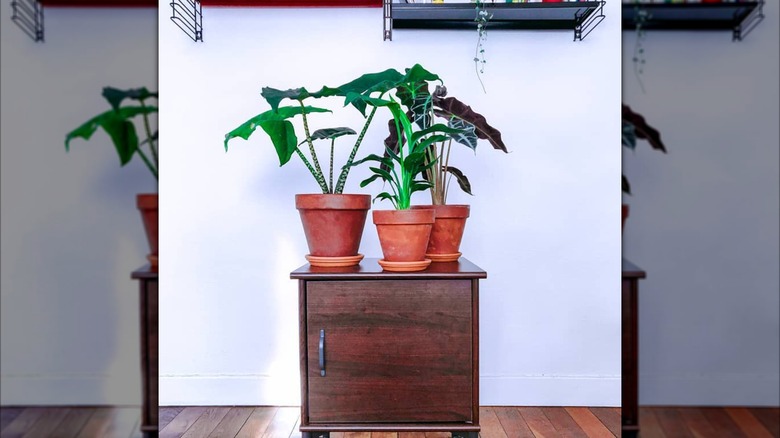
[309, 127, 357, 142]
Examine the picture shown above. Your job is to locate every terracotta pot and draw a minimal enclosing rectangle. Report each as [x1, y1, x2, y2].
[373, 209, 435, 271]
[622, 204, 629, 232]
[296, 194, 371, 267]
[136, 193, 158, 270]
[412, 204, 470, 262]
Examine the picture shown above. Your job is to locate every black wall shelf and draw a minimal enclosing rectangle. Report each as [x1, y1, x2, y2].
[383, 1, 606, 41]
[622, 1, 764, 41]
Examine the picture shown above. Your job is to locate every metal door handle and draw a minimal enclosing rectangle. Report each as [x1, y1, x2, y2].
[319, 329, 326, 377]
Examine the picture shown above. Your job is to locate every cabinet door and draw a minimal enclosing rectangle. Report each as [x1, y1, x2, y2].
[307, 279, 473, 424]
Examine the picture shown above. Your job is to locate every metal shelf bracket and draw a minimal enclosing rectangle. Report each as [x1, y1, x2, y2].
[733, 0, 763, 41]
[575, 0, 605, 41]
[170, 0, 203, 42]
[11, 0, 44, 42]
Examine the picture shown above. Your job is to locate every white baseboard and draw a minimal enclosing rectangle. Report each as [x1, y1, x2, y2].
[159, 374, 621, 407]
[480, 374, 621, 406]
[0, 374, 141, 405]
[640, 373, 780, 406]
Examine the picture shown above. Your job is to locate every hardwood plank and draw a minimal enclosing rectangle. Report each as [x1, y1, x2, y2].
[422, 433, 447, 438]
[0, 408, 24, 432]
[749, 408, 780, 438]
[588, 407, 621, 437]
[518, 407, 558, 438]
[372, 433, 399, 438]
[654, 407, 694, 438]
[344, 433, 370, 438]
[565, 407, 615, 438]
[20, 407, 70, 437]
[638, 408, 667, 438]
[727, 407, 774, 438]
[236, 407, 277, 438]
[699, 407, 746, 437]
[1, 407, 47, 438]
[492, 407, 534, 438]
[479, 407, 508, 438]
[129, 417, 144, 438]
[398, 433, 425, 438]
[53, 407, 96, 438]
[208, 407, 254, 437]
[677, 408, 723, 438]
[103, 407, 141, 438]
[160, 407, 208, 438]
[75, 407, 115, 438]
[262, 407, 298, 438]
[543, 407, 588, 438]
[330, 433, 347, 438]
[181, 407, 230, 438]
[289, 415, 302, 438]
[159, 407, 185, 432]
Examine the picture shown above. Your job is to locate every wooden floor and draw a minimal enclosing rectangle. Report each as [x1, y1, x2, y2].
[1, 406, 778, 438]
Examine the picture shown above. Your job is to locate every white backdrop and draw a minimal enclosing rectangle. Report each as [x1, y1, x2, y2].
[1, 6, 156, 404]
[622, 4, 780, 405]
[159, 3, 622, 406]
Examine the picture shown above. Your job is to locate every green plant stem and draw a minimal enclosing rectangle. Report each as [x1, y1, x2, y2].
[295, 148, 329, 193]
[442, 138, 452, 203]
[139, 99, 158, 171]
[299, 101, 329, 192]
[474, 33, 487, 94]
[335, 106, 378, 194]
[329, 139, 335, 193]
[135, 147, 158, 180]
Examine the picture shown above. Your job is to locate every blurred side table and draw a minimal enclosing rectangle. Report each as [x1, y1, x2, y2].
[132, 265, 158, 437]
[622, 259, 646, 438]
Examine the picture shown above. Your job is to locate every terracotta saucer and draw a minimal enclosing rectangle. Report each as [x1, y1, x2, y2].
[306, 254, 364, 268]
[426, 252, 462, 262]
[378, 258, 432, 272]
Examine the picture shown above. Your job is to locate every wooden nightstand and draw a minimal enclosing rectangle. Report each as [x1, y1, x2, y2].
[291, 258, 486, 438]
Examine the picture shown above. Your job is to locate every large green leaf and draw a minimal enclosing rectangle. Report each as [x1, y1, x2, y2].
[102, 87, 157, 111]
[401, 64, 441, 88]
[448, 118, 478, 150]
[65, 106, 157, 166]
[336, 68, 405, 114]
[260, 87, 341, 111]
[224, 105, 330, 166]
[433, 94, 507, 152]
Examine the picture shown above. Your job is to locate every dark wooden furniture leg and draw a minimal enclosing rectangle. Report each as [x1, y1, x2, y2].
[132, 266, 159, 437]
[622, 259, 646, 438]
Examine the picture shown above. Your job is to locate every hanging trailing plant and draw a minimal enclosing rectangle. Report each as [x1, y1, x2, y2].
[474, 0, 493, 93]
[632, 2, 651, 93]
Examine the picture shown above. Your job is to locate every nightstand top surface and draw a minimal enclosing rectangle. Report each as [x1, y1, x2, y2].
[131, 264, 158, 279]
[622, 258, 646, 279]
[291, 257, 487, 280]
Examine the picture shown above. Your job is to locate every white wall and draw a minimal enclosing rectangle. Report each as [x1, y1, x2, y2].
[159, 3, 622, 406]
[0, 5, 157, 404]
[622, 6, 780, 405]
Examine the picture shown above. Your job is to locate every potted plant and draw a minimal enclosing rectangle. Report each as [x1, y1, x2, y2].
[223, 70, 404, 267]
[385, 82, 507, 262]
[65, 87, 159, 269]
[622, 103, 667, 230]
[350, 65, 467, 271]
